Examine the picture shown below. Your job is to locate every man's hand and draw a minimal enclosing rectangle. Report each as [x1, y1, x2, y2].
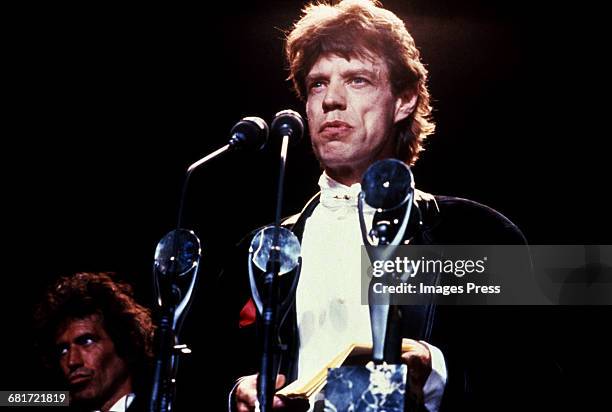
[235, 373, 286, 412]
[400, 338, 432, 401]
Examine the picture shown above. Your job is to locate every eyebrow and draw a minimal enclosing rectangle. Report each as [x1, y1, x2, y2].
[306, 68, 380, 84]
[342, 68, 379, 79]
[56, 332, 98, 347]
[74, 333, 98, 344]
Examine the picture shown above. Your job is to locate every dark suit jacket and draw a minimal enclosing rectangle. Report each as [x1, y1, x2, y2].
[217, 192, 562, 411]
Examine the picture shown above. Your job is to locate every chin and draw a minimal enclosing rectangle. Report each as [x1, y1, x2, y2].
[319, 157, 348, 172]
[317, 150, 352, 167]
[72, 387, 98, 403]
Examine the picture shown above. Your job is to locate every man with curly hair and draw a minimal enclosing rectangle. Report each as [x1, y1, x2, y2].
[34, 272, 154, 412]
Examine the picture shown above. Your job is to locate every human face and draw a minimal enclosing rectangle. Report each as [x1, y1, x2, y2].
[305, 52, 411, 185]
[55, 315, 132, 409]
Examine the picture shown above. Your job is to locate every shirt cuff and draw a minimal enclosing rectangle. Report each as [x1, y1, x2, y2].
[228, 376, 249, 412]
[420, 341, 447, 412]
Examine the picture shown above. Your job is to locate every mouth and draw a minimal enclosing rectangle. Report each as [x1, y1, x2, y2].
[69, 372, 93, 386]
[319, 120, 352, 134]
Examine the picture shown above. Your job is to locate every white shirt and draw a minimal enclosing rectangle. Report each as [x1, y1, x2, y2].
[92, 393, 135, 412]
[296, 173, 447, 412]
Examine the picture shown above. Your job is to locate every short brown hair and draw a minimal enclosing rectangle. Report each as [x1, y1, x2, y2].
[286, 0, 435, 165]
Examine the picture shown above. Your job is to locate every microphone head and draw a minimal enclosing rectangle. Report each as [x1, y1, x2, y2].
[229, 116, 269, 151]
[361, 159, 414, 211]
[271, 109, 304, 141]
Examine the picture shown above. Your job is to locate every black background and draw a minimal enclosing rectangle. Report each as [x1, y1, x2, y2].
[2, 0, 610, 410]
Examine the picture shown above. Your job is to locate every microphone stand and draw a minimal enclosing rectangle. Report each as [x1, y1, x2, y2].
[257, 133, 290, 412]
[150, 119, 268, 412]
[148, 149, 211, 412]
[148, 285, 178, 412]
[177, 147, 239, 228]
[149, 229, 200, 412]
[357, 159, 415, 364]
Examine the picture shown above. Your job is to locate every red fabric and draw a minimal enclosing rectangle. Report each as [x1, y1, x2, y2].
[239, 298, 256, 328]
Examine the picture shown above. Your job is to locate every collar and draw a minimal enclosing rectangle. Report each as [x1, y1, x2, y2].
[92, 393, 135, 412]
[318, 172, 364, 211]
[285, 176, 441, 244]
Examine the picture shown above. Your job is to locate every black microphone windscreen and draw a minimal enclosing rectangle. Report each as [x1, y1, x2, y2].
[271, 109, 304, 142]
[229, 116, 269, 151]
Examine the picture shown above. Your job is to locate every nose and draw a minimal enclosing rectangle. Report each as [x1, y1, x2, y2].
[66, 346, 84, 371]
[322, 81, 346, 113]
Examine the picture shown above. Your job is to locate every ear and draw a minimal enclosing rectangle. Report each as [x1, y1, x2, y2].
[393, 92, 418, 124]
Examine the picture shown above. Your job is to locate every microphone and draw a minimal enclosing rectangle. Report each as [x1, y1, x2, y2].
[152, 116, 266, 411]
[270, 109, 304, 141]
[228, 116, 269, 151]
[254, 109, 303, 412]
[187, 116, 268, 173]
[180, 116, 267, 227]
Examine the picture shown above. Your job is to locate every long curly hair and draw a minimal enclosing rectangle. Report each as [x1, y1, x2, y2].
[33, 272, 155, 379]
[286, 0, 435, 165]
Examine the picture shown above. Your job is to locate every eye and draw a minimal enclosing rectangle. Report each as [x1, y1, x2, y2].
[350, 77, 370, 87]
[58, 346, 69, 357]
[308, 80, 326, 93]
[75, 334, 97, 346]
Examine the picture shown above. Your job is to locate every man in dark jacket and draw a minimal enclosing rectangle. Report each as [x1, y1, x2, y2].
[224, 1, 546, 411]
